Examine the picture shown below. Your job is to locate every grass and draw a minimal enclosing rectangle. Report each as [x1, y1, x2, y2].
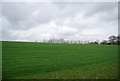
[0, 41, 2, 80]
[2, 41, 118, 79]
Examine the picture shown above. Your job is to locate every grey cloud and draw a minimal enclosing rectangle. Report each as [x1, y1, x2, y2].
[2, 3, 31, 24]
[118, 2, 120, 35]
[84, 2, 117, 16]
[2, 2, 118, 41]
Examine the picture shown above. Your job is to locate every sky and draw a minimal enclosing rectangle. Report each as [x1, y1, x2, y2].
[1, 2, 118, 42]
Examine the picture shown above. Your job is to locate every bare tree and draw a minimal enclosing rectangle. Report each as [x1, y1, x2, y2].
[116, 35, 120, 45]
[108, 35, 116, 45]
[100, 40, 108, 45]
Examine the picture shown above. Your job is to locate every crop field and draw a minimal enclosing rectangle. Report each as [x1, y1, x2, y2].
[2, 41, 118, 79]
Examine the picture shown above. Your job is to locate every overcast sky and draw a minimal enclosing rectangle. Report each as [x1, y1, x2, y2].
[1, 2, 118, 42]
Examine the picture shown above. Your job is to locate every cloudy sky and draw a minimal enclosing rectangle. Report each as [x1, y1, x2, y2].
[1, 2, 118, 42]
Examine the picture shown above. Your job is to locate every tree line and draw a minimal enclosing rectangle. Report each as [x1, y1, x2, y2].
[35, 35, 120, 45]
[100, 35, 120, 45]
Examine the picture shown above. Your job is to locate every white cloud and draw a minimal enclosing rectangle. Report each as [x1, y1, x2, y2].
[2, 2, 118, 41]
[10, 21, 78, 41]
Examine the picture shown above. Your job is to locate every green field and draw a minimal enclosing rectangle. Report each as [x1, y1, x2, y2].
[2, 41, 118, 79]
